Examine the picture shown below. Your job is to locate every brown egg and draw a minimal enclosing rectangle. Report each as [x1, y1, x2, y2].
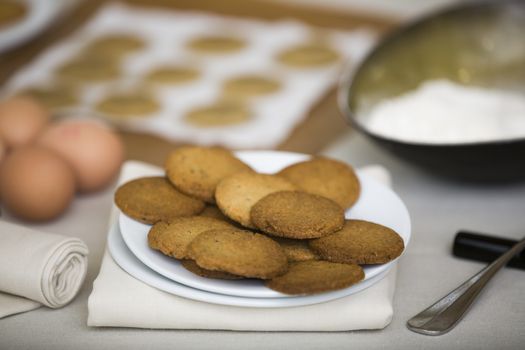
[0, 96, 50, 148]
[0, 147, 76, 221]
[38, 119, 124, 192]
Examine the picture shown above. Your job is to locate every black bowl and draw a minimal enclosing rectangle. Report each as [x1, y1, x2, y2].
[339, 0, 525, 182]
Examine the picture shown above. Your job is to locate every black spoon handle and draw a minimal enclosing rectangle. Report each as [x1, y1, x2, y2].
[453, 231, 525, 270]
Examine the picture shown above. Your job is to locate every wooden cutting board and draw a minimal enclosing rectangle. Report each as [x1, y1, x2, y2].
[0, 0, 395, 166]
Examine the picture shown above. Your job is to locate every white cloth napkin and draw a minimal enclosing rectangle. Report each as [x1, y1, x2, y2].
[0, 221, 89, 319]
[87, 161, 399, 331]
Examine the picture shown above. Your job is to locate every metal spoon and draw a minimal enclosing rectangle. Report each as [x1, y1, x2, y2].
[407, 236, 525, 335]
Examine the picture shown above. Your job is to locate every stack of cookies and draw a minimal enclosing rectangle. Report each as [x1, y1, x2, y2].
[114, 146, 404, 295]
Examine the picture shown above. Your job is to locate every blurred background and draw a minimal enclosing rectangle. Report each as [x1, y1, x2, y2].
[2, 0, 524, 222]
[0, 0, 469, 162]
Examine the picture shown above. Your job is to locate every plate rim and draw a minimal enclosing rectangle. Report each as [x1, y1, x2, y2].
[108, 219, 395, 308]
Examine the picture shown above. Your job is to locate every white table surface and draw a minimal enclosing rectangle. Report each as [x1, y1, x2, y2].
[1, 131, 525, 350]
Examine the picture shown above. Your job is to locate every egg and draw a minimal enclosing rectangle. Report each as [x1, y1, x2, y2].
[38, 119, 124, 192]
[0, 96, 50, 148]
[0, 147, 76, 221]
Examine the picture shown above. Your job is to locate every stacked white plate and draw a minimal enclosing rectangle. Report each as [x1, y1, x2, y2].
[108, 151, 411, 308]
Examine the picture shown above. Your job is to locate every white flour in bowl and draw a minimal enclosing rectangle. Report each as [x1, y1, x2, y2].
[361, 79, 525, 144]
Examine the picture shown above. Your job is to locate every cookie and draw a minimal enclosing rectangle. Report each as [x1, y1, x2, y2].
[56, 57, 120, 82]
[187, 36, 245, 54]
[184, 102, 251, 127]
[266, 260, 364, 295]
[187, 228, 288, 279]
[96, 92, 160, 118]
[199, 205, 231, 222]
[272, 237, 319, 262]
[309, 219, 405, 264]
[165, 146, 253, 203]
[146, 66, 200, 85]
[84, 35, 144, 58]
[250, 191, 345, 239]
[277, 44, 340, 68]
[223, 75, 281, 99]
[181, 259, 243, 280]
[148, 216, 233, 259]
[278, 157, 360, 209]
[20, 86, 77, 110]
[199, 205, 241, 227]
[114, 177, 205, 224]
[216, 172, 296, 228]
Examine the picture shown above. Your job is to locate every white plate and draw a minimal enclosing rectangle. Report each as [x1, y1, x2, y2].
[119, 150, 411, 298]
[108, 219, 393, 308]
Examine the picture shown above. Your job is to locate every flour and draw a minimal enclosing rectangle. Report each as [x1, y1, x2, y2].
[361, 80, 525, 144]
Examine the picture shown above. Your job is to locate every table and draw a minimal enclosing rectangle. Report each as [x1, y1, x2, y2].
[1, 131, 525, 350]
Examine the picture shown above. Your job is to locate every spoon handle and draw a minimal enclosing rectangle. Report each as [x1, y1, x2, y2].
[407, 236, 525, 336]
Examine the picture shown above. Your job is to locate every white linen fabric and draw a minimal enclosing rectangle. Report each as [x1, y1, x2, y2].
[0, 222, 89, 318]
[87, 161, 399, 331]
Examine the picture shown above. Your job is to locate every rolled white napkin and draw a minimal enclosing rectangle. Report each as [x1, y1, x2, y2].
[88, 161, 398, 331]
[0, 221, 89, 318]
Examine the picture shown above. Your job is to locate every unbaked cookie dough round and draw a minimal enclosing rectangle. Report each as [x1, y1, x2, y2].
[187, 36, 246, 54]
[56, 57, 120, 83]
[84, 34, 145, 58]
[20, 86, 78, 110]
[277, 43, 340, 68]
[96, 92, 160, 118]
[184, 102, 251, 127]
[0, 1, 26, 27]
[145, 66, 200, 85]
[223, 75, 281, 98]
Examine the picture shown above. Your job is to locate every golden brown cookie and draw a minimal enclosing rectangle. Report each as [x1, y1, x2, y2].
[187, 36, 246, 54]
[20, 86, 77, 110]
[277, 43, 340, 68]
[147, 216, 233, 259]
[309, 219, 405, 264]
[165, 146, 253, 203]
[199, 205, 241, 228]
[84, 35, 145, 58]
[266, 260, 364, 295]
[250, 191, 345, 239]
[215, 172, 296, 228]
[184, 102, 251, 127]
[56, 57, 120, 82]
[114, 177, 205, 224]
[181, 259, 243, 280]
[187, 228, 288, 279]
[222, 75, 281, 99]
[278, 157, 360, 209]
[145, 66, 200, 85]
[272, 237, 319, 262]
[199, 205, 231, 222]
[96, 92, 160, 118]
